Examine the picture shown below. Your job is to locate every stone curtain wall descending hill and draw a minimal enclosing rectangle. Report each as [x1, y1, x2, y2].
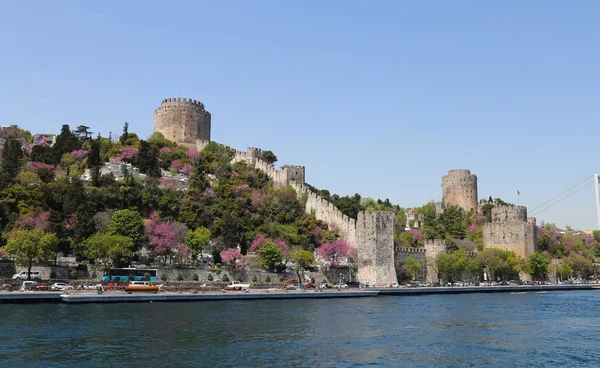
[231, 146, 397, 286]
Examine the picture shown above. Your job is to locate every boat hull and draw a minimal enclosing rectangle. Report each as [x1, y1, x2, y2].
[125, 286, 159, 292]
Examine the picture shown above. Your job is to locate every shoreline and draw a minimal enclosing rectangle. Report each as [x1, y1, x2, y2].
[0, 284, 595, 304]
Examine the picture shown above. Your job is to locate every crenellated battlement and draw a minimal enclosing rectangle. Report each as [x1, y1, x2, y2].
[491, 205, 528, 223]
[396, 247, 426, 254]
[160, 97, 206, 108]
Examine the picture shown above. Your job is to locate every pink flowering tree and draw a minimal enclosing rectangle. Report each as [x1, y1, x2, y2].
[171, 159, 182, 171]
[29, 162, 55, 173]
[234, 184, 250, 195]
[173, 243, 190, 266]
[14, 211, 50, 231]
[250, 233, 270, 252]
[187, 149, 200, 159]
[250, 190, 262, 207]
[316, 240, 356, 268]
[221, 248, 244, 271]
[467, 224, 478, 233]
[160, 147, 171, 154]
[71, 150, 88, 162]
[119, 146, 139, 161]
[182, 163, 193, 175]
[145, 212, 181, 264]
[409, 229, 424, 240]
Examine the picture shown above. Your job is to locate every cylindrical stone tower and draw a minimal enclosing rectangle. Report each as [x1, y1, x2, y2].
[442, 169, 478, 213]
[153, 98, 211, 147]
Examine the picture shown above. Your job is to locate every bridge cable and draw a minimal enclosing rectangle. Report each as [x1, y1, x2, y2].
[528, 174, 594, 213]
[530, 180, 594, 217]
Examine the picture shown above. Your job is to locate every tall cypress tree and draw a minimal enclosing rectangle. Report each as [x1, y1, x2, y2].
[88, 136, 102, 187]
[0, 139, 24, 188]
[52, 124, 79, 164]
[135, 140, 161, 178]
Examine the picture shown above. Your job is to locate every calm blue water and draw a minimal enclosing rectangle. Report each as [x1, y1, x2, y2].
[2, 290, 600, 367]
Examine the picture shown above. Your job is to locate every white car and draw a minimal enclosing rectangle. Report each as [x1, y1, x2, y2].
[333, 283, 348, 289]
[13, 271, 41, 281]
[51, 283, 74, 291]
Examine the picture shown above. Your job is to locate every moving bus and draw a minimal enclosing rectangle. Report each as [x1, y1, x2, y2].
[102, 268, 158, 281]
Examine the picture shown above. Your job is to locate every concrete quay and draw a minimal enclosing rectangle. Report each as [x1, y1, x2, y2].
[0, 284, 596, 304]
[376, 284, 594, 295]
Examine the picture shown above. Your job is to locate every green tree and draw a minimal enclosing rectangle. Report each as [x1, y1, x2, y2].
[0, 139, 24, 188]
[108, 209, 146, 250]
[555, 262, 573, 281]
[259, 241, 283, 271]
[185, 226, 211, 264]
[291, 248, 315, 285]
[135, 140, 161, 178]
[260, 150, 278, 164]
[440, 206, 466, 239]
[476, 248, 523, 281]
[565, 253, 594, 278]
[362, 198, 386, 212]
[74, 125, 92, 140]
[52, 124, 79, 164]
[83, 233, 134, 272]
[404, 256, 422, 280]
[189, 157, 208, 191]
[119, 122, 129, 145]
[88, 137, 102, 187]
[528, 252, 550, 280]
[593, 230, 600, 242]
[4, 230, 58, 279]
[436, 250, 469, 283]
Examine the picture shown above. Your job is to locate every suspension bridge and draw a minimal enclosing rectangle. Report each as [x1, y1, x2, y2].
[525, 173, 600, 230]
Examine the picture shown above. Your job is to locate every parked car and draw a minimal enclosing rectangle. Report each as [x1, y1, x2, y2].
[333, 283, 348, 289]
[107, 282, 126, 291]
[12, 271, 41, 281]
[51, 282, 74, 291]
[20, 281, 39, 291]
[80, 283, 104, 291]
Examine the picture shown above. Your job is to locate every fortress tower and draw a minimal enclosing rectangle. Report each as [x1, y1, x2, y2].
[442, 169, 478, 213]
[483, 205, 537, 259]
[154, 98, 211, 149]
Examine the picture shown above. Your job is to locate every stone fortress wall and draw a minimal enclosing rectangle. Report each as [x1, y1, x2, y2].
[231, 146, 396, 286]
[442, 169, 478, 213]
[395, 247, 427, 281]
[483, 205, 537, 259]
[154, 98, 211, 150]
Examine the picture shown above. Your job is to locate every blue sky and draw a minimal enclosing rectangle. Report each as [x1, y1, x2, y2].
[1, 1, 599, 230]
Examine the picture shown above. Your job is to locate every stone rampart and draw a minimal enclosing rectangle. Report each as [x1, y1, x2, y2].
[395, 247, 427, 281]
[0, 260, 16, 278]
[290, 182, 357, 243]
[442, 169, 478, 213]
[356, 211, 396, 285]
[230, 146, 396, 286]
[483, 205, 537, 259]
[424, 239, 448, 284]
[232, 147, 306, 188]
[154, 97, 211, 147]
